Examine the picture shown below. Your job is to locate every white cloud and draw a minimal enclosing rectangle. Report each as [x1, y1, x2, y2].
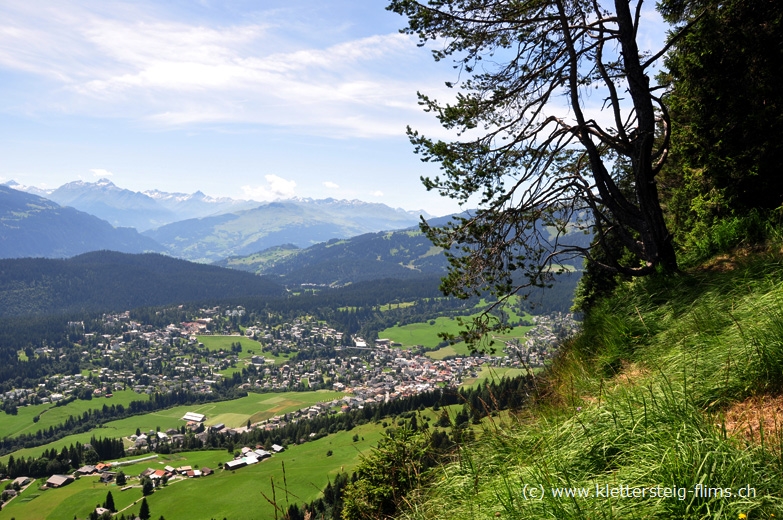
[0, 1, 447, 138]
[371, 190, 384, 197]
[323, 181, 339, 189]
[241, 174, 296, 201]
[90, 168, 113, 177]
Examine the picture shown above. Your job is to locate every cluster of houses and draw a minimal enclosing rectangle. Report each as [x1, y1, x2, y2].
[224, 444, 285, 470]
[139, 464, 214, 481]
[503, 312, 580, 367]
[1, 305, 577, 414]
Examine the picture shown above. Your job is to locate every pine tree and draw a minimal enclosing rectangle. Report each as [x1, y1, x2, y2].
[104, 490, 116, 512]
[139, 497, 150, 520]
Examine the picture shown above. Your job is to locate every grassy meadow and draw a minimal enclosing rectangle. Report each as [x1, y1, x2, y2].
[460, 366, 532, 388]
[197, 334, 293, 369]
[1, 390, 343, 465]
[379, 305, 533, 358]
[0, 389, 149, 440]
[0, 421, 387, 520]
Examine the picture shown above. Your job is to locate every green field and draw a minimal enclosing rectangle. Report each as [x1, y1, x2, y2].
[0, 421, 386, 520]
[378, 301, 416, 311]
[198, 334, 292, 367]
[197, 335, 263, 358]
[379, 311, 533, 358]
[0, 389, 150, 440]
[1, 390, 344, 465]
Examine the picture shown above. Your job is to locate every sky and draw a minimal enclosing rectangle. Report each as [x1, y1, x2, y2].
[0, 1, 669, 217]
[0, 0, 466, 215]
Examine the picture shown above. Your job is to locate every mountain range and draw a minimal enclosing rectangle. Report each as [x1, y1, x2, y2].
[0, 185, 161, 259]
[216, 213, 590, 288]
[144, 198, 428, 262]
[215, 229, 449, 285]
[6, 179, 260, 231]
[1, 180, 432, 262]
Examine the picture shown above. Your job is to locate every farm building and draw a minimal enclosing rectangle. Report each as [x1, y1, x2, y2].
[13, 476, 31, 487]
[181, 411, 206, 422]
[225, 459, 246, 470]
[46, 475, 74, 488]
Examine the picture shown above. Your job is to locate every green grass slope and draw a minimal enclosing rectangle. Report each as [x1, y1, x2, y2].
[0, 422, 385, 520]
[401, 250, 783, 519]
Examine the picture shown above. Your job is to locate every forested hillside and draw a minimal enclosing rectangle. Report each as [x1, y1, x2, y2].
[0, 251, 284, 317]
[219, 220, 590, 287]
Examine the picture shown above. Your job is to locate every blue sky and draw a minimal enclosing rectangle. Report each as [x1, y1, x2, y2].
[0, 1, 668, 217]
[0, 0, 465, 215]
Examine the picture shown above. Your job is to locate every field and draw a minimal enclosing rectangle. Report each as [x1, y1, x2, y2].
[0, 421, 387, 520]
[379, 310, 533, 358]
[197, 334, 292, 367]
[0, 406, 461, 520]
[0, 389, 150, 440]
[1, 390, 344, 465]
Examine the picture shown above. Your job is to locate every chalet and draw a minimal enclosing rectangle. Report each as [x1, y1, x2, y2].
[46, 474, 74, 488]
[271, 444, 285, 453]
[201, 467, 214, 476]
[76, 465, 97, 475]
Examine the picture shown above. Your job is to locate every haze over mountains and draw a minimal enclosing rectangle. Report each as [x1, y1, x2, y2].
[0, 185, 162, 259]
[1, 179, 433, 262]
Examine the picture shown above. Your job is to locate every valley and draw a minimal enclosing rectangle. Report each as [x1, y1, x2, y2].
[0, 177, 583, 520]
[0, 262, 569, 519]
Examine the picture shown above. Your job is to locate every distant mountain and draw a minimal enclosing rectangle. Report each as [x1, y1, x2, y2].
[0, 185, 162, 259]
[218, 211, 591, 286]
[24, 178, 257, 231]
[216, 229, 448, 285]
[1, 180, 53, 198]
[0, 251, 285, 317]
[45, 179, 178, 231]
[216, 213, 589, 315]
[144, 199, 426, 262]
[143, 189, 259, 222]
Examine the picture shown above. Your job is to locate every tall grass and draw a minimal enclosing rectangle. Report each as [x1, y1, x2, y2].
[399, 242, 783, 519]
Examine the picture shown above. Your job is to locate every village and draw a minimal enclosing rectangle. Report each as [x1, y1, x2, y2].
[0, 305, 578, 516]
[1, 306, 578, 416]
